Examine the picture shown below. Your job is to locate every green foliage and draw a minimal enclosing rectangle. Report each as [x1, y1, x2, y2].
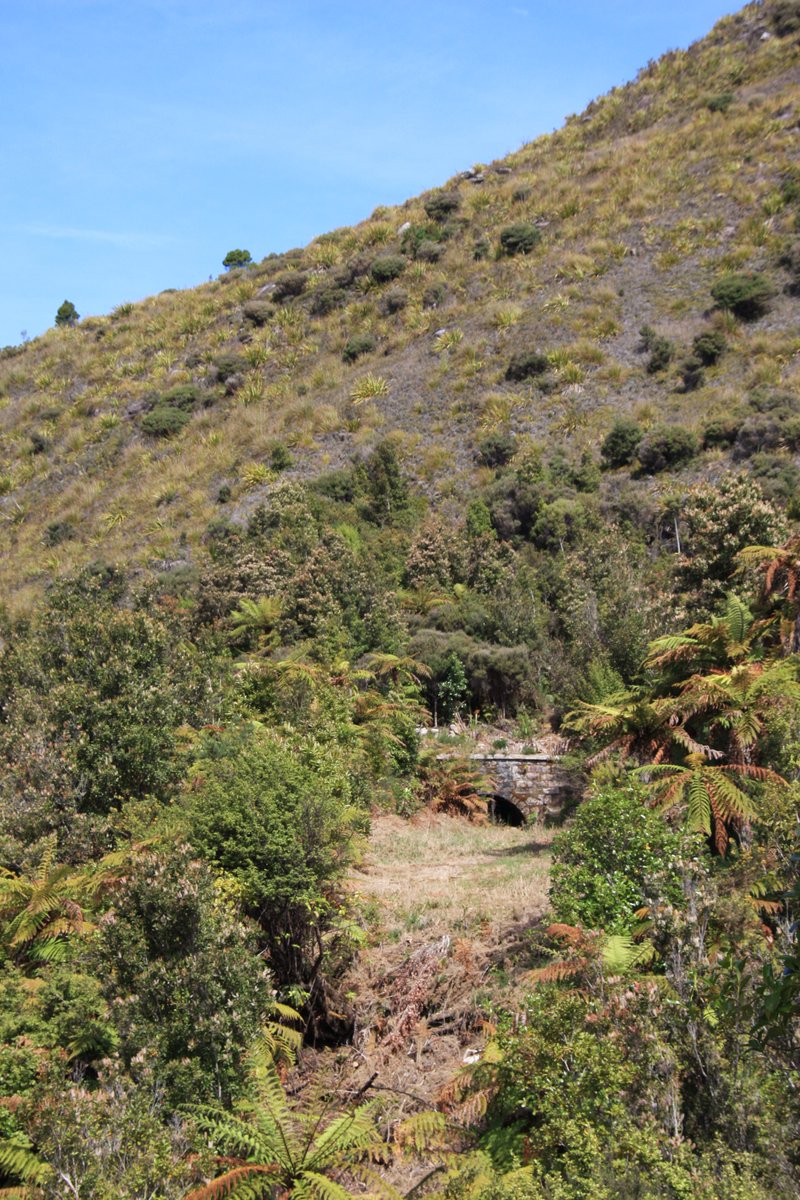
[601, 418, 643, 468]
[369, 255, 406, 284]
[242, 299, 272, 325]
[550, 784, 684, 933]
[706, 92, 734, 112]
[93, 846, 270, 1105]
[222, 249, 253, 270]
[177, 725, 361, 988]
[360, 441, 409, 525]
[272, 271, 308, 303]
[711, 272, 774, 320]
[636, 425, 697, 473]
[438, 652, 469, 722]
[498, 223, 541, 256]
[693, 329, 727, 365]
[54, 300, 79, 328]
[476, 431, 517, 469]
[772, 1, 800, 36]
[140, 405, 190, 437]
[505, 350, 549, 382]
[424, 191, 461, 221]
[342, 333, 376, 364]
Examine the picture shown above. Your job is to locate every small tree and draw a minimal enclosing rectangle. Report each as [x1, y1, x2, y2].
[54, 300, 79, 327]
[223, 249, 253, 270]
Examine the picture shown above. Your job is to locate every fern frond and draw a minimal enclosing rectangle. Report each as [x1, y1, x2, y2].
[602, 934, 655, 974]
[183, 1163, 277, 1200]
[393, 1111, 448, 1155]
[291, 1170, 357, 1200]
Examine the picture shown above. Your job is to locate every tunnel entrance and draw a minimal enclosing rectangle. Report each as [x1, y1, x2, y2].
[486, 794, 525, 827]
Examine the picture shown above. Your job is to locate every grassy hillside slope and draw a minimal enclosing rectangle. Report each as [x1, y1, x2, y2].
[1, 0, 799, 608]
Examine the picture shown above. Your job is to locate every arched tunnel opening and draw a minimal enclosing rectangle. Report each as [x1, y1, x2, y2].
[485, 794, 525, 827]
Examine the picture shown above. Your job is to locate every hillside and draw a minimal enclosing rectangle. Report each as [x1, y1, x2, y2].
[0, 1, 798, 610]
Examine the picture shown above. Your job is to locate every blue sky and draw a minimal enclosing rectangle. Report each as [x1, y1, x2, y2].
[1, 0, 740, 347]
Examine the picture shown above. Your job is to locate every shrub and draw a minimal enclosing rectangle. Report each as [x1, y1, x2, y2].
[498, 222, 541, 256]
[270, 442, 293, 471]
[693, 329, 727, 364]
[422, 282, 446, 309]
[476, 431, 517, 468]
[637, 425, 698, 473]
[272, 272, 308, 302]
[310, 284, 346, 316]
[646, 335, 674, 374]
[213, 353, 247, 383]
[733, 414, 783, 460]
[379, 286, 408, 315]
[601, 418, 643, 468]
[505, 349, 549, 382]
[680, 354, 705, 391]
[711, 272, 773, 319]
[44, 520, 76, 547]
[243, 300, 272, 326]
[161, 384, 201, 411]
[473, 238, 491, 260]
[415, 238, 443, 263]
[702, 417, 741, 448]
[772, 1, 800, 36]
[551, 784, 683, 933]
[779, 241, 800, 294]
[512, 185, 532, 202]
[222, 248, 252, 270]
[424, 191, 460, 221]
[706, 92, 734, 112]
[342, 332, 377, 363]
[54, 300, 79, 328]
[140, 406, 190, 437]
[369, 255, 407, 284]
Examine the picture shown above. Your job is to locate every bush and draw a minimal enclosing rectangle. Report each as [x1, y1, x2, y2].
[779, 241, 800, 294]
[270, 442, 293, 471]
[498, 222, 541, 256]
[711, 272, 773, 320]
[54, 300, 79, 328]
[637, 425, 698, 473]
[213, 353, 247, 383]
[646, 335, 674, 374]
[272, 272, 308, 302]
[424, 191, 460, 221]
[342, 332, 377, 364]
[310, 284, 346, 316]
[473, 238, 491, 260]
[702, 417, 741, 448]
[733, 414, 783, 460]
[415, 238, 443, 263]
[422, 282, 446, 309]
[706, 92, 734, 112]
[161, 384, 201, 411]
[476, 431, 517, 468]
[379, 286, 408, 315]
[505, 349, 549, 382]
[601, 418, 643, 468]
[243, 300, 272, 326]
[772, 1, 800, 36]
[141, 406, 190, 437]
[222, 248, 252, 270]
[551, 785, 684, 933]
[693, 329, 727, 364]
[369, 255, 407, 284]
[680, 354, 705, 392]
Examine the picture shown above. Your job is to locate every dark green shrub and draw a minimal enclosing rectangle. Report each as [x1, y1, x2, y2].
[772, 1, 800, 36]
[779, 241, 800, 293]
[601, 418, 643, 468]
[415, 238, 443, 263]
[222, 248, 252, 270]
[161, 384, 201, 411]
[422, 282, 446, 309]
[270, 442, 293, 471]
[680, 354, 705, 391]
[44, 520, 76, 547]
[243, 300, 271, 326]
[733, 414, 783, 460]
[401, 223, 445, 258]
[141, 406, 191, 437]
[711, 272, 773, 319]
[505, 349, 549, 382]
[369, 255, 406, 284]
[637, 425, 698, 473]
[473, 238, 490, 261]
[29, 431, 50, 455]
[693, 329, 727, 364]
[342, 332, 377, 363]
[216, 483, 232, 504]
[781, 415, 800, 450]
[54, 300, 79, 328]
[646, 335, 674, 374]
[213, 354, 246, 383]
[702, 418, 741, 448]
[498, 222, 541, 256]
[551, 784, 683, 933]
[512, 185, 532, 202]
[423, 191, 460, 221]
[379, 287, 408, 315]
[310, 284, 346, 316]
[476, 431, 517, 468]
[272, 272, 308, 302]
[750, 452, 800, 504]
[706, 92, 733, 112]
[310, 468, 358, 503]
